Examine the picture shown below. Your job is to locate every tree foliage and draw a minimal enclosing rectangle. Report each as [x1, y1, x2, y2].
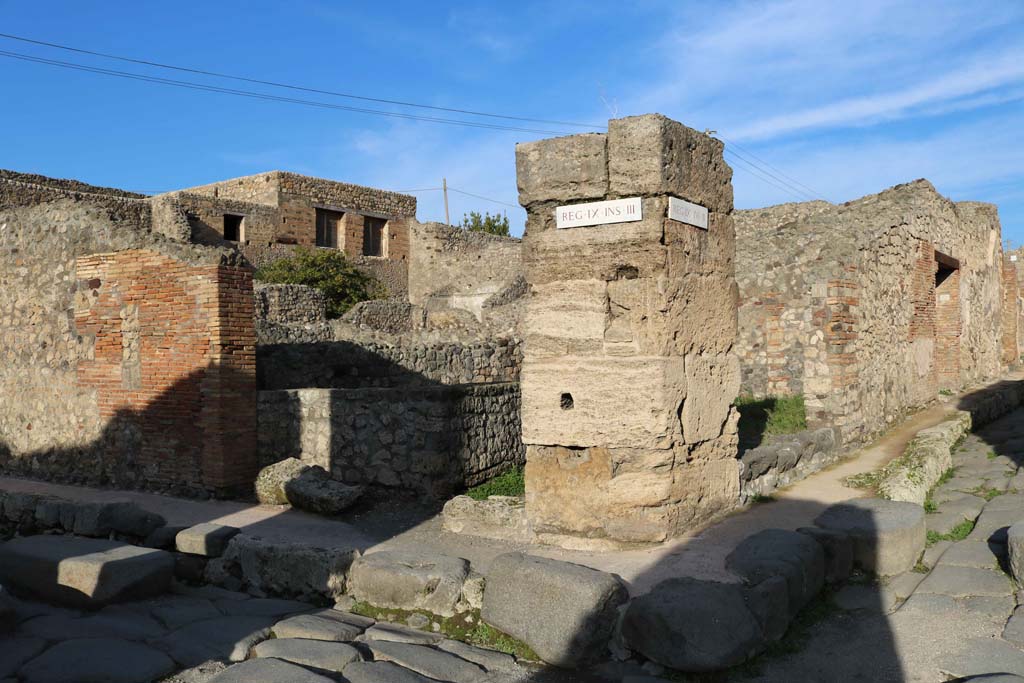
[255, 247, 378, 318]
[460, 211, 510, 236]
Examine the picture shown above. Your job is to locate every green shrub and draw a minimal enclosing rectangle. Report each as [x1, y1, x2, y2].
[255, 247, 378, 318]
[465, 467, 524, 501]
[735, 394, 808, 447]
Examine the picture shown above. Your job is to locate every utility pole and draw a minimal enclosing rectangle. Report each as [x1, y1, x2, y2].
[442, 177, 450, 226]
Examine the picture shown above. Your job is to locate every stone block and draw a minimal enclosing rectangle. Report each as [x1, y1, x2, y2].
[814, 498, 926, 576]
[0, 536, 173, 608]
[621, 577, 765, 672]
[363, 640, 487, 683]
[797, 526, 854, 583]
[176, 523, 241, 558]
[607, 114, 733, 213]
[255, 458, 364, 515]
[208, 658, 336, 683]
[481, 552, 628, 667]
[516, 133, 607, 208]
[745, 575, 789, 642]
[725, 529, 825, 618]
[71, 501, 165, 538]
[272, 610, 366, 641]
[344, 661, 437, 683]
[18, 638, 176, 683]
[251, 639, 362, 673]
[441, 495, 530, 543]
[681, 354, 741, 444]
[1006, 521, 1024, 581]
[523, 279, 607, 355]
[219, 536, 359, 602]
[521, 356, 686, 450]
[348, 550, 470, 617]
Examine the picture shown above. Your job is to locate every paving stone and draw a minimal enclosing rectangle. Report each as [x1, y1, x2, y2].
[0, 536, 174, 608]
[0, 593, 16, 633]
[344, 661, 437, 683]
[0, 637, 46, 678]
[18, 638, 175, 683]
[436, 639, 518, 673]
[814, 498, 926, 575]
[970, 509, 1024, 543]
[938, 540, 1004, 569]
[922, 540, 953, 568]
[71, 502, 166, 538]
[928, 510, 971, 535]
[482, 552, 628, 667]
[215, 598, 312, 618]
[915, 565, 1013, 597]
[252, 638, 362, 672]
[887, 571, 926, 601]
[1003, 605, 1024, 646]
[1008, 521, 1024, 580]
[151, 615, 274, 666]
[325, 609, 376, 628]
[206, 658, 335, 683]
[175, 524, 241, 558]
[273, 611, 366, 642]
[19, 610, 165, 641]
[955, 675, 1024, 682]
[939, 636, 1024, 678]
[170, 582, 251, 602]
[155, 660, 229, 683]
[360, 623, 443, 645]
[833, 584, 897, 613]
[896, 592, 959, 615]
[364, 639, 488, 683]
[961, 594, 1015, 622]
[349, 550, 470, 617]
[147, 597, 222, 630]
[980, 493, 1024, 512]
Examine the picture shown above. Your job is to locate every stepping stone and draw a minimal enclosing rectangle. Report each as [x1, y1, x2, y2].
[364, 639, 488, 683]
[18, 638, 175, 683]
[436, 639, 518, 673]
[20, 611, 165, 641]
[0, 637, 46, 678]
[252, 638, 362, 672]
[814, 498, 925, 575]
[349, 550, 470, 617]
[915, 565, 1013, 598]
[207, 658, 335, 682]
[215, 597, 312, 618]
[344, 661, 437, 683]
[0, 536, 173, 608]
[175, 524, 240, 558]
[151, 615, 274, 666]
[273, 610, 366, 642]
[360, 622, 442, 645]
[937, 541, 1003, 569]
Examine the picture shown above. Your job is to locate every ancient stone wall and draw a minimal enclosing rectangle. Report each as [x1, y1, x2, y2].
[253, 283, 327, 325]
[0, 196, 257, 495]
[257, 382, 522, 498]
[157, 192, 279, 247]
[408, 222, 524, 320]
[516, 114, 740, 548]
[341, 299, 416, 334]
[257, 331, 521, 390]
[736, 182, 1007, 443]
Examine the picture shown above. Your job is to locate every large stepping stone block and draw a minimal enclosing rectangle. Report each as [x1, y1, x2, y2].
[814, 498, 925, 576]
[349, 550, 470, 617]
[481, 552, 628, 668]
[725, 529, 825, 620]
[0, 536, 174, 608]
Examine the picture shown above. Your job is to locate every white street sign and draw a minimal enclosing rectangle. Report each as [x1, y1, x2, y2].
[668, 197, 709, 230]
[555, 197, 642, 229]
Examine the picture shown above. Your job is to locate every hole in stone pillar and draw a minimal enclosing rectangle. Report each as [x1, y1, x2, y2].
[560, 393, 574, 410]
[614, 265, 639, 280]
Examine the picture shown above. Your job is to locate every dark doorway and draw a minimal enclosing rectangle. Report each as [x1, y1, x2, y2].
[223, 214, 244, 242]
[316, 208, 342, 249]
[363, 217, 386, 257]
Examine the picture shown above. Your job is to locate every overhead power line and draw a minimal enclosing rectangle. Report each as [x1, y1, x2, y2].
[717, 133, 827, 201]
[448, 187, 520, 210]
[0, 49, 577, 136]
[0, 32, 603, 131]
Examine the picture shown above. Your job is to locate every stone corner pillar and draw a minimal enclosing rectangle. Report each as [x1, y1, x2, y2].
[516, 113, 740, 549]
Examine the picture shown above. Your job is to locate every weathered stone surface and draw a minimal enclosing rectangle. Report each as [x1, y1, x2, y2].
[349, 551, 470, 617]
[915, 565, 1013, 598]
[622, 577, 764, 672]
[72, 501, 166, 538]
[254, 458, 364, 515]
[364, 639, 488, 683]
[797, 526, 853, 583]
[1003, 605, 1024, 646]
[0, 637, 46, 678]
[515, 133, 608, 208]
[151, 616, 273, 666]
[344, 661, 437, 683]
[745, 575, 789, 642]
[877, 414, 970, 505]
[215, 597, 312, 618]
[175, 524, 241, 557]
[481, 553, 627, 667]
[814, 498, 926, 575]
[206, 658, 335, 683]
[144, 525, 188, 550]
[149, 597, 221, 630]
[681, 354, 741, 443]
[938, 540, 1004, 569]
[1006, 521, 1024, 580]
[441, 495, 530, 542]
[18, 638, 175, 683]
[0, 536, 174, 607]
[436, 639, 518, 673]
[252, 638, 362, 672]
[726, 529, 825, 617]
[20, 611, 165, 641]
[360, 623, 443, 645]
[216, 535, 358, 601]
[273, 610, 366, 642]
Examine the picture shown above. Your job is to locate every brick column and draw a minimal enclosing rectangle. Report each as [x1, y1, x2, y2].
[516, 114, 740, 548]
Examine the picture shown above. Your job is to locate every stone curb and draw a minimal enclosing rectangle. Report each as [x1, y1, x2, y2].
[877, 412, 971, 505]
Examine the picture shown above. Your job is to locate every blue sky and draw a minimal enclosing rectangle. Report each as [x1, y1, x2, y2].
[1, 1, 1021, 242]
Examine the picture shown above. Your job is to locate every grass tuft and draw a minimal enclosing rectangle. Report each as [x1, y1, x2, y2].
[926, 519, 975, 546]
[465, 467, 525, 501]
[735, 395, 808, 448]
